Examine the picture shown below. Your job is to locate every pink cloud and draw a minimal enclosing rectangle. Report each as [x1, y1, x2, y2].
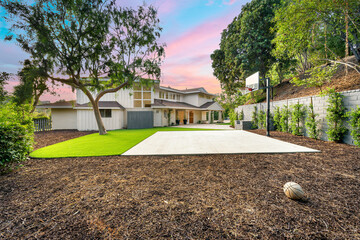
[223, 0, 237, 5]
[160, 9, 239, 94]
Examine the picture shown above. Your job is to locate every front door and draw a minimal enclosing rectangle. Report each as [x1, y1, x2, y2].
[189, 111, 194, 123]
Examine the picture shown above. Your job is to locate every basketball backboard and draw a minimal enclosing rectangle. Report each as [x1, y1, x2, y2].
[245, 72, 259, 93]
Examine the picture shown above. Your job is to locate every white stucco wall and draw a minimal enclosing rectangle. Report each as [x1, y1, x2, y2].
[51, 109, 77, 130]
[77, 109, 124, 131]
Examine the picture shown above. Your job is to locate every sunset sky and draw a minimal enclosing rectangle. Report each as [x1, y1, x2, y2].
[0, 0, 250, 102]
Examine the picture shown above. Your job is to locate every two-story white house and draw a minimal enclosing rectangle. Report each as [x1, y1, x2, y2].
[38, 82, 224, 130]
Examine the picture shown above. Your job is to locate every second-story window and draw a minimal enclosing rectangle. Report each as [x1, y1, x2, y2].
[176, 94, 180, 101]
[133, 84, 152, 108]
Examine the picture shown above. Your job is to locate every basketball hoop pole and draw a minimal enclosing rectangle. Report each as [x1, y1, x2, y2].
[266, 78, 271, 137]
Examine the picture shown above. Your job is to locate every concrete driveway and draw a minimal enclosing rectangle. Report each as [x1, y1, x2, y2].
[122, 130, 319, 156]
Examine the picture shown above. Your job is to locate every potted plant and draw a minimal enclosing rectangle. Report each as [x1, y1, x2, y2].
[176, 119, 180, 125]
[183, 119, 187, 125]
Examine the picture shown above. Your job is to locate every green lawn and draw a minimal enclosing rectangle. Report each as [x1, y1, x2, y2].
[216, 123, 231, 125]
[30, 127, 215, 158]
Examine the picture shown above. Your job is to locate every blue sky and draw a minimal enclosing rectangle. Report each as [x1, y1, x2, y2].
[0, 0, 250, 101]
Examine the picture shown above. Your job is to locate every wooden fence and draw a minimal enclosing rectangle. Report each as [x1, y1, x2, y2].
[34, 118, 52, 132]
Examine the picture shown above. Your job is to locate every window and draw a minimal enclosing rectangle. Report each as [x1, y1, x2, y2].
[176, 94, 180, 101]
[144, 100, 152, 107]
[165, 93, 168, 99]
[100, 109, 112, 118]
[133, 85, 152, 108]
[143, 92, 151, 99]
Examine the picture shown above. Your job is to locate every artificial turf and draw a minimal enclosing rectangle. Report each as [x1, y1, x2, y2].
[30, 127, 215, 158]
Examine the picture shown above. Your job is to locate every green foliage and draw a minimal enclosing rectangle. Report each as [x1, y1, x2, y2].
[291, 64, 338, 92]
[326, 90, 347, 142]
[290, 103, 305, 136]
[2, 0, 165, 134]
[280, 105, 291, 133]
[0, 102, 34, 174]
[239, 109, 244, 121]
[258, 110, 266, 129]
[272, 0, 360, 69]
[211, 0, 282, 97]
[12, 60, 55, 112]
[251, 106, 258, 129]
[229, 109, 237, 127]
[273, 106, 281, 130]
[0, 72, 9, 103]
[347, 106, 360, 147]
[305, 100, 320, 139]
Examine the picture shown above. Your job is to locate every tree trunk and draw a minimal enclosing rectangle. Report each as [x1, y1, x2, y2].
[80, 86, 107, 135]
[92, 100, 107, 135]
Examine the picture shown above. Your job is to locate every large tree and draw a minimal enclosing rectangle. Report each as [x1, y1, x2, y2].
[211, 0, 282, 97]
[272, 0, 360, 73]
[12, 59, 55, 112]
[0, 72, 9, 103]
[1, 0, 165, 135]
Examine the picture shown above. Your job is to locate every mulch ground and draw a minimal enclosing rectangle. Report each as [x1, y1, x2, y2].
[1, 130, 360, 239]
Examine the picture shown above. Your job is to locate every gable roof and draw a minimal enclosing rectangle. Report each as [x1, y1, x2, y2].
[158, 86, 216, 96]
[152, 99, 200, 109]
[152, 99, 224, 111]
[36, 100, 79, 109]
[76, 101, 125, 109]
[37, 101, 125, 110]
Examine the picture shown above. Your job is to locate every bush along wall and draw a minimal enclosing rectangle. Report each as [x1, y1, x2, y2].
[0, 103, 34, 174]
[325, 89, 347, 142]
[348, 106, 360, 147]
[280, 105, 291, 133]
[251, 106, 258, 129]
[291, 102, 305, 136]
[235, 89, 360, 146]
[305, 97, 320, 139]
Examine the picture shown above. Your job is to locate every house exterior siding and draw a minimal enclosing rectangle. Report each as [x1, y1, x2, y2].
[77, 109, 124, 131]
[52, 109, 77, 130]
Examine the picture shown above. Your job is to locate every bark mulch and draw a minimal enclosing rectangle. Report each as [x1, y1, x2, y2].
[1, 130, 359, 239]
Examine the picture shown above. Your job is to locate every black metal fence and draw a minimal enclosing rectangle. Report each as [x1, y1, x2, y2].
[34, 118, 52, 132]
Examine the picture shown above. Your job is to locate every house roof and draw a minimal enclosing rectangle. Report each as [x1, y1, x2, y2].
[199, 101, 216, 109]
[152, 99, 200, 109]
[36, 101, 79, 109]
[37, 101, 125, 110]
[76, 101, 125, 109]
[159, 86, 216, 96]
[152, 99, 224, 111]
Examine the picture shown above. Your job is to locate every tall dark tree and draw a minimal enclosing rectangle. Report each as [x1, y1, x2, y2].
[0, 72, 9, 103]
[1, 0, 165, 135]
[211, 0, 282, 97]
[272, 0, 360, 74]
[12, 59, 54, 112]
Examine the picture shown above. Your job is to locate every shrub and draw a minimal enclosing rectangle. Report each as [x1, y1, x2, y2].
[258, 110, 266, 129]
[326, 89, 347, 142]
[273, 106, 281, 131]
[0, 103, 34, 174]
[239, 109, 244, 120]
[280, 105, 291, 133]
[348, 106, 360, 147]
[229, 109, 236, 127]
[251, 106, 258, 129]
[290, 102, 305, 136]
[305, 99, 320, 139]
